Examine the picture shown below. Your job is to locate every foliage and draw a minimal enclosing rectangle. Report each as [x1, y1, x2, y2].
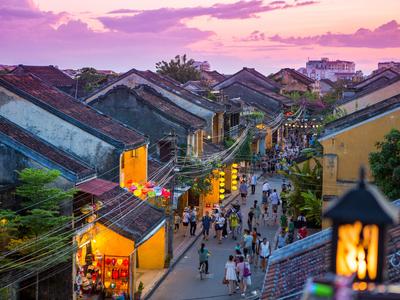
[235, 134, 252, 163]
[77, 67, 116, 94]
[206, 90, 217, 101]
[155, 54, 200, 84]
[280, 158, 322, 217]
[0, 169, 75, 272]
[369, 129, 400, 200]
[323, 107, 347, 125]
[190, 175, 213, 197]
[300, 191, 322, 226]
[224, 137, 235, 149]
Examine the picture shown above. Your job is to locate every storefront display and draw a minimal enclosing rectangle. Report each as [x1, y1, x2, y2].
[103, 255, 130, 297]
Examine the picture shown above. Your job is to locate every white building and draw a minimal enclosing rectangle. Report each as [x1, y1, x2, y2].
[305, 58, 355, 81]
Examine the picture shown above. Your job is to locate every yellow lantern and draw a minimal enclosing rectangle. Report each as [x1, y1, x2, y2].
[219, 178, 225, 182]
[117, 258, 123, 266]
[232, 175, 238, 179]
[104, 281, 111, 288]
[232, 186, 238, 191]
[219, 182, 225, 187]
[219, 171, 225, 176]
[106, 271, 112, 278]
[219, 194, 225, 200]
[133, 189, 141, 197]
[232, 180, 238, 185]
[232, 169, 238, 174]
[219, 189, 225, 194]
[232, 163, 238, 168]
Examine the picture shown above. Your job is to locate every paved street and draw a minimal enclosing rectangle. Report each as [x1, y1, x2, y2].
[150, 174, 284, 300]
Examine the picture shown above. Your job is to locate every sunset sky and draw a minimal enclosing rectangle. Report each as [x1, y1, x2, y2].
[1, 0, 399, 74]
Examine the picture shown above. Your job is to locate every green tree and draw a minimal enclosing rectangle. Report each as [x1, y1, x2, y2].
[77, 67, 116, 94]
[369, 129, 400, 200]
[0, 169, 75, 272]
[300, 191, 322, 226]
[156, 54, 200, 84]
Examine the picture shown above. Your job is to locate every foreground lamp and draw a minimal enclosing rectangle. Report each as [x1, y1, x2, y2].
[323, 168, 398, 283]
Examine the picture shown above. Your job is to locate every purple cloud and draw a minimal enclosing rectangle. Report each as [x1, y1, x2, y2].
[240, 30, 266, 41]
[107, 9, 139, 14]
[270, 20, 400, 48]
[99, 0, 318, 33]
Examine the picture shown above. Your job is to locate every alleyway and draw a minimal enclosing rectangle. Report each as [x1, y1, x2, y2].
[149, 174, 284, 300]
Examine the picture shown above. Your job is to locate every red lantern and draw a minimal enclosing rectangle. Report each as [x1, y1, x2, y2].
[123, 259, 129, 267]
[120, 270, 128, 278]
[112, 269, 119, 279]
[127, 179, 133, 185]
[111, 258, 116, 266]
[142, 187, 149, 194]
[105, 258, 111, 265]
[161, 188, 170, 198]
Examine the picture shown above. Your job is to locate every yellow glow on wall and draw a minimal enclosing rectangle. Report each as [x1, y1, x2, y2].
[138, 225, 166, 269]
[93, 224, 135, 257]
[120, 145, 148, 188]
[336, 221, 379, 281]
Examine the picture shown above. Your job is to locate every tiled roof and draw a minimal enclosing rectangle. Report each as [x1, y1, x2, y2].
[97, 186, 165, 244]
[320, 79, 336, 87]
[134, 70, 224, 112]
[273, 68, 315, 85]
[201, 70, 226, 83]
[76, 178, 118, 197]
[0, 74, 146, 149]
[355, 67, 400, 90]
[12, 65, 75, 88]
[148, 158, 163, 180]
[134, 85, 206, 129]
[262, 200, 400, 300]
[320, 94, 400, 139]
[0, 116, 95, 181]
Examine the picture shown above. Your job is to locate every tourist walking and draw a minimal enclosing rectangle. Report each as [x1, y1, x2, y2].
[224, 255, 238, 295]
[276, 229, 288, 249]
[201, 211, 212, 240]
[253, 200, 261, 226]
[174, 212, 181, 233]
[215, 213, 225, 244]
[262, 180, 271, 197]
[182, 208, 190, 237]
[242, 230, 253, 263]
[247, 208, 254, 231]
[259, 238, 271, 272]
[270, 189, 280, 224]
[237, 256, 251, 297]
[250, 173, 257, 194]
[190, 207, 197, 236]
[229, 210, 240, 240]
[239, 180, 248, 205]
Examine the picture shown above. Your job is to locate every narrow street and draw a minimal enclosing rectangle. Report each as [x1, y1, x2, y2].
[149, 174, 284, 300]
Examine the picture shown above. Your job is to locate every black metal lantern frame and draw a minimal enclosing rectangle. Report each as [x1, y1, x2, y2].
[324, 168, 399, 284]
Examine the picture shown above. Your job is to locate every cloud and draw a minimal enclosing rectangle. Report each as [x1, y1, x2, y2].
[99, 0, 319, 33]
[239, 30, 266, 41]
[270, 20, 400, 48]
[107, 9, 139, 14]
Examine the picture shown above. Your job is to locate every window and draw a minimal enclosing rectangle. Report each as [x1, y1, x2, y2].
[131, 149, 137, 158]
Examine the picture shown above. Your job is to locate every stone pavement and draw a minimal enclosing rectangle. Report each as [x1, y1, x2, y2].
[148, 174, 285, 300]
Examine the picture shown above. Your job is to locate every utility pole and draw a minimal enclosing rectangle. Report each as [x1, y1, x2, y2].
[166, 130, 177, 266]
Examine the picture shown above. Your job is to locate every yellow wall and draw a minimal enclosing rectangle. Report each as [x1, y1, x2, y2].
[320, 107, 400, 200]
[204, 170, 220, 206]
[138, 226, 166, 269]
[266, 127, 273, 149]
[339, 80, 400, 114]
[93, 223, 135, 257]
[120, 145, 148, 187]
[212, 113, 224, 143]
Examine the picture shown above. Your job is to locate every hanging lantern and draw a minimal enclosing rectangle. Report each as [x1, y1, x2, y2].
[219, 171, 225, 176]
[123, 259, 129, 267]
[148, 190, 156, 197]
[323, 168, 399, 284]
[219, 194, 225, 200]
[120, 270, 128, 278]
[142, 187, 149, 194]
[106, 271, 112, 278]
[232, 174, 238, 180]
[112, 269, 119, 279]
[117, 258, 123, 266]
[111, 258, 116, 266]
[110, 282, 116, 289]
[105, 258, 111, 265]
[104, 281, 111, 289]
[232, 186, 238, 191]
[133, 189, 141, 197]
[219, 189, 225, 194]
[232, 180, 238, 185]
[154, 187, 162, 196]
[231, 163, 239, 192]
[232, 163, 238, 168]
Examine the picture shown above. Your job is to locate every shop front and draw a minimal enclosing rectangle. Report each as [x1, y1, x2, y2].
[74, 179, 165, 300]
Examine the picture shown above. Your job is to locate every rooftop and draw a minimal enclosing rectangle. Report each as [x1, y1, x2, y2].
[97, 186, 165, 245]
[0, 116, 95, 181]
[11, 65, 75, 88]
[0, 74, 146, 149]
[272, 68, 315, 85]
[201, 70, 226, 83]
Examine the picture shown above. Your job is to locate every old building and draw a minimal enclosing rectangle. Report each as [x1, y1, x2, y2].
[270, 68, 319, 94]
[0, 74, 148, 187]
[319, 79, 336, 96]
[85, 68, 226, 144]
[338, 70, 400, 114]
[200, 70, 226, 85]
[87, 84, 206, 160]
[319, 95, 400, 206]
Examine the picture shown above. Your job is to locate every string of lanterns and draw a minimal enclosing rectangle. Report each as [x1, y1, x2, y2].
[219, 170, 225, 202]
[231, 163, 239, 192]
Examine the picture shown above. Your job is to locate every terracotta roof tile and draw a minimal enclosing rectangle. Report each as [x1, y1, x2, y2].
[0, 74, 146, 148]
[12, 65, 75, 87]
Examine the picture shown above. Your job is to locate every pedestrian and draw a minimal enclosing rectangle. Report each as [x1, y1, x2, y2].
[276, 229, 288, 249]
[247, 208, 254, 231]
[259, 238, 271, 272]
[224, 255, 238, 295]
[250, 173, 257, 194]
[297, 213, 307, 229]
[182, 208, 190, 237]
[251, 228, 258, 264]
[229, 210, 240, 240]
[270, 189, 280, 224]
[189, 207, 197, 236]
[262, 206, 269, 226]
[201, 211, 212, 240]
[262, 181, 271, 197]
[253, 233, 262, 270]
[262, 191, 269, 212]
[237, 256, 251, 297]
[298, 225, 308, 240]
[174, 212, 181, 233]
[242, 230, 253, 263]
[222, 214, 228, 238]
[239, 180, 248, 205]
[253, 200, 261, 226]
[198, 243, 210, 274]
[215, 213, 225, 244]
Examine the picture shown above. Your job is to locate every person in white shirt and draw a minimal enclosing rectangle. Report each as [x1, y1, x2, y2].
[270, 189, 280, 224]
[262, 181, 271, 196]
[259, 238, 271, 272]
[250, 174, 257, 195]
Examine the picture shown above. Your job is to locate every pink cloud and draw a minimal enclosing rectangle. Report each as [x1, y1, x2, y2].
[270, 20, 400, 48]
[239, 30, 266, 42]
[99, 0, 318, 33]
[107, 9, 139, 14]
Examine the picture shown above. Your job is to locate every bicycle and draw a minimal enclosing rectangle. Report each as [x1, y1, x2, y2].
[199, 261, 207, 280]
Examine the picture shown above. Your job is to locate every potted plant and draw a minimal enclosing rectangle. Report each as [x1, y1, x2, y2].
[134, 281, 144, 300]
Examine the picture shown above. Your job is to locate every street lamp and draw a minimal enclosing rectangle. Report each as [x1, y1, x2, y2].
[323, 168, 399, 284]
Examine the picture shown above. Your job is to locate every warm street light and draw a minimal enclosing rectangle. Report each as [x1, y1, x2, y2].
[323, 168, 399, 284]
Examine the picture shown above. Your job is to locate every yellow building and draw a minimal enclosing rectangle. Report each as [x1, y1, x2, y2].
[75, 179, 166, 299]
[120, 145, 148, 188]
[319, 96, 400, 215]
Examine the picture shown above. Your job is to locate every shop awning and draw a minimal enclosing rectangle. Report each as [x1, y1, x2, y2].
[76, 178, 118, 196]
[173, 185, 191, 209]
[96, 186, 166, 245]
